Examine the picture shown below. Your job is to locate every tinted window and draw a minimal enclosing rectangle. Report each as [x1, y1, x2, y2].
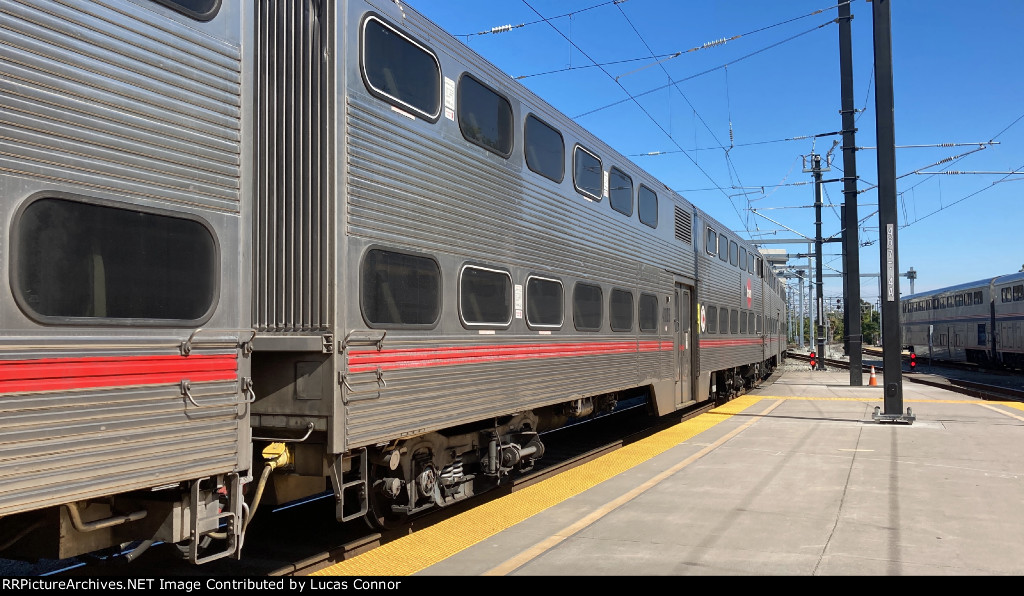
[458, 75, 513, 156]
[361, 249, 440, 327]
[748, 254, 755, 274]
[739, 248, 747, 272]
[526, 276, 563, 328]
[718, 307, 729, 334]
[573, 283, 603, 331]
[730, 309, 739, 334]
[609, 289, 634, 332]
[608, 167, 633, 216]
[573, 146, 602, 199]
[638, 293, 658, 332]
[705, 227, 717, 255]
[15, 198, 216, 322]
[524, 115, 564, 182]
[460, 266, 512, 326]
[748, 312, 755, 334]
[151, 0, 219, 20]
[718, 235, 729, 262]
[363, 17, 441, 119]
[729, 241, 738, 266]
[707, 306, 718, 334]
[638, 185, 658, 228]
[740, 310, 748, 333]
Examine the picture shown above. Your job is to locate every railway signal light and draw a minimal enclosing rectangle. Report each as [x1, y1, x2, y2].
[910, 352, 916, 371]
[809, 351, 816, 369]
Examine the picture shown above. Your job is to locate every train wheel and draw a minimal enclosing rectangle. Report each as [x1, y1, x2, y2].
[365, 464, 409, 532]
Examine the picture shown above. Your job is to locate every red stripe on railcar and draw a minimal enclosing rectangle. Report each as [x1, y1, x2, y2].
[0, 354, 238, 394]
[348, 340, 675, 373]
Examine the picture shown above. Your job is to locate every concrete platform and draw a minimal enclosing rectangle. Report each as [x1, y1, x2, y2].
[313, 367, 1024, 576]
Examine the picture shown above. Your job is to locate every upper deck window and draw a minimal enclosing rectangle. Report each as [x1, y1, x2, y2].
[524, 115, 564, 182]
[608, 167, 633, 216]
[729, 241, 738, 267]
[362, 16, 441, 120]
[638, 185, 658, 228]
[573, 145, 602, 200]
[14, 198, 217, 324]
[718, 235, 729, 263]
[151, 0, 220, 20]
[705, 227, 717, 255]
[458, 74, 513, 157]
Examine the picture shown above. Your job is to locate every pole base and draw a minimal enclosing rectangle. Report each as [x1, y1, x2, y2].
[872, 406, 915, 424]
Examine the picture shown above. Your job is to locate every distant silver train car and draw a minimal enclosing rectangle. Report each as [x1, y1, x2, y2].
[901, 271, 1024, 369]
[0, 0, 787, 565]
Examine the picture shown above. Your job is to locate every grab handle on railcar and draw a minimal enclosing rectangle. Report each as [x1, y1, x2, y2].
[341, 330, 387, 352]
[180, 328, 258, 357]
[180, 378, 256, 408]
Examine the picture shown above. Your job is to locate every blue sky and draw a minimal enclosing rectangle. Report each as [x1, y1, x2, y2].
[407, 0, 1024, 306]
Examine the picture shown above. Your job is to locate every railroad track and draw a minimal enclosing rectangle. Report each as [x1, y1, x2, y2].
[787, 350, 1024, 403]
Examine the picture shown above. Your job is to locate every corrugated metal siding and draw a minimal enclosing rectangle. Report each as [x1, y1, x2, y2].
[0, 354, 242, 516]
[253, 0, 331, 331]
[0, 0, 242, 212]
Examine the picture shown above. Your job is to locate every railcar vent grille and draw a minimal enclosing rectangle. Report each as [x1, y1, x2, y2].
[254, 0, 332, 331]
[674, 207, 692, 244]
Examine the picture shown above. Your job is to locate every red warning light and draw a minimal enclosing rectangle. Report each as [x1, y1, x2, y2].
[910, 352, 916, 371]
[809, 351, 816, 369]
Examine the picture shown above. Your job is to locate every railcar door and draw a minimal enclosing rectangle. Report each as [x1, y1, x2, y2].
[675, 283, 694, 407]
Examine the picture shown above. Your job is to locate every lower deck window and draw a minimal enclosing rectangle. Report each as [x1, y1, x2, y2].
[361, 249, 441, 327]
[609, 289, 634, 331]
[573, 283, 603, 331]
[460, 265, 512, 327]
[14, 198, 217, 323]
[638, 293, 658, 332]
[526, 276, 563, 328]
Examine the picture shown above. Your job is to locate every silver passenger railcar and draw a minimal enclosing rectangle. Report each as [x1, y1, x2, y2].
[1, 0, 788, 564]
[901, 271, 1024, 369]
[0, 0, 253, 563]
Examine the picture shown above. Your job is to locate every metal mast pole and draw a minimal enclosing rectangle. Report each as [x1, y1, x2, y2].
[839, 0, 863, 384]
[871, 0, 913, 423]
[813, 155, 826, 370]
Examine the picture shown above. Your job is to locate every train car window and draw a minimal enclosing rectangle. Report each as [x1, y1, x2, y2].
[609, 289, 634, 332]
[718, 235, 729, 263]
[526, 276, 563, 329]
[1002, 288, 1011, 303]
[974, 291, 983, 304]
[458, 74, 513, 157]
[718, 307, 729, 334]
[756, 257, 763, 278]
[524, 114, 565, 183]
[705, 227, 717, 255]
[706, 306, 718, 333]
[748, 254, 755, 274]
[729, 241, 738, 267]
[150, 0, 220, 20]
[739, 311, 748, 334]
[608, 167, 633, 216]
[362, 16, 441, 121]
[573, 145, 603, 200]
[730, 310, 739, 334]
[1015, 285, 1024, 301]
[756, 315, 762, 334]
[638, 293, 658, 332]
[638, 185, 658, 228]
[748, 312, 755, 334]
[361, 249, 440, 327]
[978, 324, 987, 346]
[14, 198, 216, 323]
[739, 248, 747, 272]
[459, 265, 513, 327]
[573, 283, 603, 331]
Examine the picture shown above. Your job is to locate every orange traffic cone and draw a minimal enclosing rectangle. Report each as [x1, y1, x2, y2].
[868, 366, 878, 386]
